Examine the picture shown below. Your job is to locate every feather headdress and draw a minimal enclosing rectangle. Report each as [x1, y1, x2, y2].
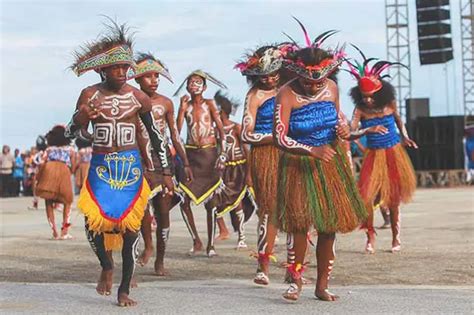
[234, 44, 285, 76]
[133, 52, 173, 83]
[282, 17, 345, 81]
[71, 16, 135, 77]
[214, 90, 240, 116]
[173, 70, 227, 96]
[346, 44, 406, 95]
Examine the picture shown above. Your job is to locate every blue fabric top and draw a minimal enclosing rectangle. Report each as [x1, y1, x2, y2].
[360, 114, 400, 149]
[254, 97, 275, 135]
[288, 101, 337, 147]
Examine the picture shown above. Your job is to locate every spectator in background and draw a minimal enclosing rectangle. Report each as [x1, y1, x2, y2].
[0, 145, 15, 197]
[465, 125, 474, 184]
[13, 149, 25, 196]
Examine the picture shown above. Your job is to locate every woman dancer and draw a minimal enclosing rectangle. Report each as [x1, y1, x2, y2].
[347, 47, 417, 254]
[273, 20, 367, 301]
[236, 44, 285, 285]
[36, 125, 76, 239]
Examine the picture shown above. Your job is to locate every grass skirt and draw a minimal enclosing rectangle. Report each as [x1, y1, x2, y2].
[249, 144, 280, 220]
[36, 161, 73, 204]
[277, 143, 367, 234]
[358, 143, 416, 210]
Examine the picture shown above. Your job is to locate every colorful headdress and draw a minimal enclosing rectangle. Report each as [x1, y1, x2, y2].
[71, 17, 135, 77]
[173, 69, 227, 96]
[346, 45, 406, 95]
[282, 17, 345, 81]
[133, 52, 173, 83]
[234, 45, 284, 76]
[214, 90, 240, 116]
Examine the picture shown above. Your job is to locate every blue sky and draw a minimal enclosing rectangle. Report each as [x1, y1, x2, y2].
[0, 0, 465, 150]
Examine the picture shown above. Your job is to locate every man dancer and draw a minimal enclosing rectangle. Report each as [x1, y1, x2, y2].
[175, 70, 227, 257]
[66, 19, 173, 307]
[212, 90, 257, 249]
[133, 52, 193, 275]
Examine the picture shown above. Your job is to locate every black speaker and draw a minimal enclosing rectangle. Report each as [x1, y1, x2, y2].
[408, 116, 465, 170]
[418, 23, 451, 37]
[406, 98, 430, 122]
[416, 0, 453, 65]
[419, 50, 454, 65]
[418, 37, 452, 50]
[416, 0, 450, 8]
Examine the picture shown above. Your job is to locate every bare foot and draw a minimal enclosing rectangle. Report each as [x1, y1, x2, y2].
[215, 232, 230, 241]
[137, 247, 153, 266]
[282, 283, 301, 301]
[188, 240, 203, 256]
[154, 260, 166, 276]
[315, 288, 339, 301]
[117, 292, 137, 307]
[96, 269, 113, 296]
[130, 277, 138, 289]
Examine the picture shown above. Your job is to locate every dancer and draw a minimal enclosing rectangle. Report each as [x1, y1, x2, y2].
[347, 47, 417, 254]
[274, 20, 367, 301]
[175, 70, 227, 257]
[133, 52, 192, 275]
[236, 44, 284, 285]
[35, 125, 76, 240]
[212, 90, 257, 249]
[66, 19, 173, 307]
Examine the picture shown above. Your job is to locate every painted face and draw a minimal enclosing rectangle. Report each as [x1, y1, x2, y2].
[362, 94, 375, 107]
[297, 77, 327, 96]
[102, 63, 130, 89]
[259, 71, 280, 89]
[136, 72, 159, 94]
[186, 75, 206, 95]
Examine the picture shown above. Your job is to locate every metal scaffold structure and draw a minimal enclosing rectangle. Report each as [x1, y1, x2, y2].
[460, 0, 473, 121]
[385, 0, 412, 120]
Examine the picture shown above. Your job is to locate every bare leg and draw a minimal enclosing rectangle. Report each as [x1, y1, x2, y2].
[315, 233, 338, 301]
[215, 217, 230, 241]
[254, 214, 278, 285]
[85, 220, 113, 296]
[232, 208, 247, 249]
[390, 206, 401, 252]
[180, 197, 203, 254]
[60, 203, 72, 239]
[117, 230, 140, 307]
[282, 232, 306, 301]
[378, 206, 391, 229]
[364, 210, 376, 254]
[205, 205, 217, 257]
[137, 206, 153, 266]
[45, 200, 58, 239]
[154, 196, 171, 276]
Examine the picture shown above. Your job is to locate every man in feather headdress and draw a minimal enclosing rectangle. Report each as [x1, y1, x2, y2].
[65, 18, 173, 307]
[132, 52, 193, 276]
[175, 70, 228, 257]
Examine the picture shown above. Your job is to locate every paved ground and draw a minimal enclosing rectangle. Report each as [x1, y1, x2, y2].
[1, 187, 473, 314]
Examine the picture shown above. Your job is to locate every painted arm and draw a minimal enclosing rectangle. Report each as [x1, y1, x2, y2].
[209, 100, 227, 157]
[273, 92, 313, 155]
[391, 101, 418, 148]
[241, 91, 273, 145]
[349, 107, 388, 140]
[65, 88, 96, 141]
[166, 100, 189, 166]
[137, 91, 173, 175]
[176, 95, 189, 134]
